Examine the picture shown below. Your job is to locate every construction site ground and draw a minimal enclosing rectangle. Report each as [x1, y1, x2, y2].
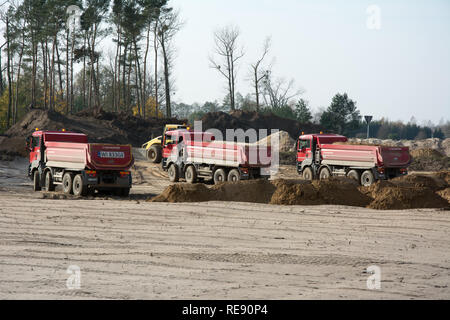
[0, 152, 449, 299]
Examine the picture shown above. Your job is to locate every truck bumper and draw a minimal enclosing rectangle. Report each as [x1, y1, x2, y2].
[83, 171, 132, 189]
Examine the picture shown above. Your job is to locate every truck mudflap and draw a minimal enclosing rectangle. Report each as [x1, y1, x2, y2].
[375, 166, 408, 180]
[82, 170, 132, 189]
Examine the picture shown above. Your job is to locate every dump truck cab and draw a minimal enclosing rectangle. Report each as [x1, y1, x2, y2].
[297, 134, 348, 165]
[142, 124, 189, 163]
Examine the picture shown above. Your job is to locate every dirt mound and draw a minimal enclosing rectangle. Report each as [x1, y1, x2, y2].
[270, 177, 372, 206]
[390, 174, 444, 191]
[0, 109, 185, 157]
[152, 179, 276, 203]
[257, 130, 296, 152]
[437, 188, 450, 202]
[200, 110, 322, 140]
[150, 173, 449, 210]
[367, 186, 448, 210]
[409, 148, 449, 171]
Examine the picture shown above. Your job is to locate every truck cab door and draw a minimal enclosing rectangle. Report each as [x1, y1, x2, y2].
[29, 135, 41, 163]
[297, 139, 312, 163]
[162, 134, 176, 160]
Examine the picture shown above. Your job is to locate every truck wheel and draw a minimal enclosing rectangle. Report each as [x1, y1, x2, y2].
[116, 188, 130, 197]
[33, 171, 41, 191]
[319, 167, 331, 180]
[213, 169, 227, 184]
[45, 171, 55, 192]
[148, 145, 162, 164]
[185, 166, 197, 184]
[302, 167, 314, 181]
[228, 169, 241, 182]
[72, 174, 88, 197]
[62, 173, 73, 194]
[168, 164, 179, 182]
[347, 170, 360, 182]
[361, 170, 375, 187]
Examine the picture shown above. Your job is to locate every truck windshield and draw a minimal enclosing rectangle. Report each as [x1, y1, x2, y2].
[32, 136, 40, 148]
[298, 139, 310, 150]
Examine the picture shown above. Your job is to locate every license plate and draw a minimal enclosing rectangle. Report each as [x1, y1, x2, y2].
[97, 151, 125, 159]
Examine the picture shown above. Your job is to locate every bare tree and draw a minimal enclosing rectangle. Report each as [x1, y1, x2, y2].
[209, 25, 244, 111]
[250, 36, 271, 112]
[262, 72, 303, 109]
[157, 9, 182, 118]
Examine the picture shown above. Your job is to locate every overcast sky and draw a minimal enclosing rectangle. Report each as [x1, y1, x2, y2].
[171, 0, 450, 124]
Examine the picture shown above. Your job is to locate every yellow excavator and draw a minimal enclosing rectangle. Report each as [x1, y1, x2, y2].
[141, 124, 188, 163]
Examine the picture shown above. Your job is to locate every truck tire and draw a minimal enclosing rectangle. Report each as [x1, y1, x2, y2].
[168, 163, 179, 182]
[302, 167, 314, 181]
[33, 171, 41, 191]
[185, 166, 197, 184]
[347, 170, 360, 182]
[116, 188, 130, 197]
[62, 173, 73, 194]
[148, 145, 162, 164]
[45, 171, 55, 192]
[73, 174, 88, 197]
[319, 167, 331, 180]
[361, 170, 375, 187]
[213, 169, 227, 184]
[228, 169, 241, 182]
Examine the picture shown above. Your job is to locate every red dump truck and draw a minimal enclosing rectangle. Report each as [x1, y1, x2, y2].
[161, 130, 272, 184]
[27, 130, 133, 196]
[296, 133, 411, 186]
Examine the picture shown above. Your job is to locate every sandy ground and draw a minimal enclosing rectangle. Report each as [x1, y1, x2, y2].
[0, 155, 449, 299]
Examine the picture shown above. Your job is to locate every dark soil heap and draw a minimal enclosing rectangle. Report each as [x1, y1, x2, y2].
[200, 110, 323, 140]
[409, 149, 450, 171]
[0, 109, 185, 157]
[150, 172, 450, 210]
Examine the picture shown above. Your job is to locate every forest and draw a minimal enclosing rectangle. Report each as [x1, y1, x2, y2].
[0, 0, 448, 140]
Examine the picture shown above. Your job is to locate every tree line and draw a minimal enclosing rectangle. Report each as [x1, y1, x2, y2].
[1, 6, 448, 140]
[0, 0, 181, 131]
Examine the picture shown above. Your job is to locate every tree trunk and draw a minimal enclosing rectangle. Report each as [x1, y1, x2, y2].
[42, 41, 48, 110]
[153, 20, 159, 116]
[160, 34, 171, 118]
[6, 16, 12, 128]
[133, 40, 143, 116]
[14, 31, 25, 124]
[66, 30, 70, 114]
[143, 23, 151, 118]
[253, 68, 259, 111]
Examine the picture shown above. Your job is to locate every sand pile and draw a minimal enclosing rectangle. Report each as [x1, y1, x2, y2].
[152, 179, 276, 204]
[0, 109, 185, 157]
[256, 131, 296, 152]
[149, 172, 449, 210]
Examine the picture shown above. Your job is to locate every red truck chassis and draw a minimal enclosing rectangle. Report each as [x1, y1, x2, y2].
[161, 130, 272, 184]
[296, 134, 411, 186]
[27, 131, 133, 197]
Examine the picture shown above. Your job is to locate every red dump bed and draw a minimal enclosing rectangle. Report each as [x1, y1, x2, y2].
[41, 132, 133, 170]
[166, 131, 272, 167]
[185, 140, 271, 167]
[320, 144, 411, 168]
